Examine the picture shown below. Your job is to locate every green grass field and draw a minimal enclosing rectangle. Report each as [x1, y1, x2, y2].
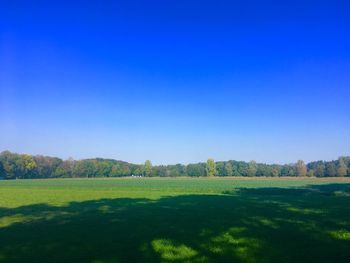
[1, 178, 350, 263]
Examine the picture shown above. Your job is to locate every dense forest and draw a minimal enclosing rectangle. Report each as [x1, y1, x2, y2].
[0, 151, 349, 179]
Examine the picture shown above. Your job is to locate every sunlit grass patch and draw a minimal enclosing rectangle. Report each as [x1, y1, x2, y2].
[329, 229, 350, 240]
[98, 205, 112, 213]
[0, 214, 27, 228]
[151, 239, 199, 262]
[0, 211, 75, 228]
[208, 227, 262, 262]
[334, 191, 350, 197]
[286, 207, 325, 215]
[255, 217, 279, 229]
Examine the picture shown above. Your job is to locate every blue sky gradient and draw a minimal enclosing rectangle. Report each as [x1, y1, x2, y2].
[1, 0, 350, 164]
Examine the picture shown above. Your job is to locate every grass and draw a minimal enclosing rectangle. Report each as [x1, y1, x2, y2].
[0, 177, 350, 262]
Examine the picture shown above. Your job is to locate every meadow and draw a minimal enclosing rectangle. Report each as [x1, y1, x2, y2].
[1, 178, 350, 263]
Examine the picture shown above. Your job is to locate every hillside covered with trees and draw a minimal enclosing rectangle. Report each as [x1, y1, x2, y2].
[0, 151, 349, 179]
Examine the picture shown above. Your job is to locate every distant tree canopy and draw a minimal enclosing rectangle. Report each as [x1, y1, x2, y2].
[0, 151, 349, 179]
[296, 160, 307, 177]
[247, 160, 257, 177]
[143, 160, 152, 177]
[337, 158, 348, 177]
[206, 158, 216, 177]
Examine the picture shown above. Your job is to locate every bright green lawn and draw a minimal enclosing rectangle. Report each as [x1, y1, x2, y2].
[1, 178, 350, 262]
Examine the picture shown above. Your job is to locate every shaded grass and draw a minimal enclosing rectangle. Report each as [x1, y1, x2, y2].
[0, 179, 350, 262]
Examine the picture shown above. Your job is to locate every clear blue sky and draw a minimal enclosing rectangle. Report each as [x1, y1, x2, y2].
[1, 0, 349, 164]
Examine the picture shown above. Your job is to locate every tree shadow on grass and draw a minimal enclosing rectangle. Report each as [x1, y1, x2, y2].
[0, 184, 350, 263]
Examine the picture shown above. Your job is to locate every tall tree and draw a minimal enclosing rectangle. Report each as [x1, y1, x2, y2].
[296, 160, 307, 177]
[144, 160, 152, 177]
[307, 169, 315, 177]
[325, 162, 337, 177]
[18, 154, 37, 179]
[314, 162, 325, 177]
[271, 167, 279, 177]
[206, 158, 216, 177]
[34, 156, 62, 178]
[0, 162, 5, 179]
[247, 160, 257, 177]
[288, 167, 296, 176]
[215, 162, 225, 176]
[337, 158, 347, 177]
[187, 163, 206, 176]
[224, 162, 233, 176]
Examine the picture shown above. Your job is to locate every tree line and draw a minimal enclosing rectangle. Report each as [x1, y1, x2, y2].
[0, 151, 349, 179]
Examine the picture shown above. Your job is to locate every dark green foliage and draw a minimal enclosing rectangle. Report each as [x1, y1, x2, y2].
[187, 163, 206, 177]
[0, 161, 5, 179]
[307, 169, 315, 177]
[309, 161, 326, 177]
[216, 162, 225, 176]
[325, 163, 337, 177]
[224, 162, 233, 176]
[34, 155, 62, 178]
[0, 151, 349, 179]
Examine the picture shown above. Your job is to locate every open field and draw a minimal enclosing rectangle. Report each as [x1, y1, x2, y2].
[1, 178, 350, 262]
